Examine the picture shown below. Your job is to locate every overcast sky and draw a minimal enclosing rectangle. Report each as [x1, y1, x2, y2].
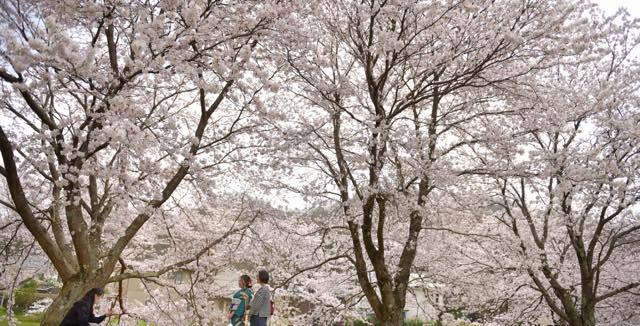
[595, 0, 640, 16]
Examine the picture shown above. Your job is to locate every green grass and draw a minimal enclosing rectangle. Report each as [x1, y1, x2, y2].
[404, 318, 425, 326]
[0, 307, 42, 326]
[2, 307, 153, 326]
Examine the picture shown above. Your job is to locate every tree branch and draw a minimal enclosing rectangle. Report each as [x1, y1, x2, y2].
[0, 125, 75, 279]
[596, 282, 640, 302]
[272, 254, 350, 292]
[106, 213, 258, 283]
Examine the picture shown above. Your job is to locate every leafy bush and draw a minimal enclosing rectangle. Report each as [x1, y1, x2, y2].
[13, 279, 39, 312]
[404, 318, 425, 326]
[345, 318, 371, 326]
[0, 307, 43, 326]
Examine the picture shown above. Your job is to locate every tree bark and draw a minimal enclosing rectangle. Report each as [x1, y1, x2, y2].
[580, 306, 597, 326]
[375, 306, 404, 326]
[41, 278, 93, 326]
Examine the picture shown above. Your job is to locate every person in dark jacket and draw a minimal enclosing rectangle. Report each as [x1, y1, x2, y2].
[60, 288, 115, 326]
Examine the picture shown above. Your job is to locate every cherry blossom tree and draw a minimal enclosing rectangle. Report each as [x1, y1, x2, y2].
[264, 0, 595, 323]
[104, 195, 267, 325]
[0, 0, 290, 323]
[264, 206, 360, 324]
[447, 10, 640, 326]
[119, 202, 358, 325]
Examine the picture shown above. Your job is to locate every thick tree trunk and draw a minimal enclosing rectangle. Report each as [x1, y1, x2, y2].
[580, 308, 596, 326]
[578, 287, 597, 326]
[41, 278, 98, 326]
[557, 308, 596, 326]
[375, 307, 404, 326]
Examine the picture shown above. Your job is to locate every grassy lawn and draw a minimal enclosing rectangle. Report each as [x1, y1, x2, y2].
[1, 307, 152, 326]
[0, 307, 42, 326]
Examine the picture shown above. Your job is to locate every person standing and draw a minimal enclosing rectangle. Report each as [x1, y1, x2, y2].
[60, 288, 117, 326]
[248, 270, 271, 326]
[228, 275, 254, 326]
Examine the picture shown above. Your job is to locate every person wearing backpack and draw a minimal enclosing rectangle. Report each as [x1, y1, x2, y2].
[247, 269, 272, 326]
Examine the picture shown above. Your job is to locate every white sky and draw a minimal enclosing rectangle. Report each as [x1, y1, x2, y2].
[595, 0, 640, 16]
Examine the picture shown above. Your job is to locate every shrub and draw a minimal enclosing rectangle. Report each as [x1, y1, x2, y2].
[13, 279, 39, 312]
[404, 318, 425, 326]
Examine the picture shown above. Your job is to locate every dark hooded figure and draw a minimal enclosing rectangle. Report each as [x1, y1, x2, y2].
[60, 288, 115, 325]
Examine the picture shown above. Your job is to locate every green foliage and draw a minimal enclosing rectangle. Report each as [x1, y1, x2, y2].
[404, 318, 425, 326]
[345, 317, 371, 326]
[0, 307, 43, 326]
[13, 279, 39, 312]
[450, 308, 466, 320]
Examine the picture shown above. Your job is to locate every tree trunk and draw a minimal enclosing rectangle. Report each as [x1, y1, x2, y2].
[41, 278, 97, 326]
[375, 306, 404, 326]
[580, 308, 597, 326]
